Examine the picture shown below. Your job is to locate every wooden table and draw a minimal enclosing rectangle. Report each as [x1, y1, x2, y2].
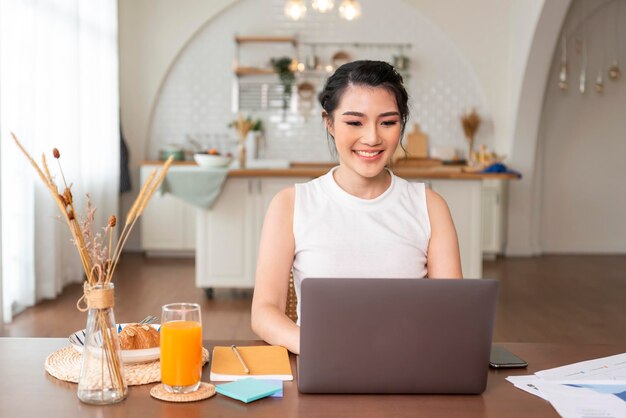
[1, 338, 624, 418]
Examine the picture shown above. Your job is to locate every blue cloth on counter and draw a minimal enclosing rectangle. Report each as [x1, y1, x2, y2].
[159, 166, 229, 210]
[482, 162, 522, 178]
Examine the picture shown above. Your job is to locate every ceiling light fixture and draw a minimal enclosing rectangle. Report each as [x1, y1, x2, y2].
[285, 0, 307, 21]
[312, 0, 334, 13]
[339, 0, 361, 21]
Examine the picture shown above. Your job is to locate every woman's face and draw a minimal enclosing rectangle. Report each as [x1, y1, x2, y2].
[326, 84, 402, 180]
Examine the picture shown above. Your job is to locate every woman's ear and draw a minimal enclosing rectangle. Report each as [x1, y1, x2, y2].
[322, 111, 334, 137]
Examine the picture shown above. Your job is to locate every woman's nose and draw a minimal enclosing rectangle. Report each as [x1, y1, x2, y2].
[360, 124, 382, 146]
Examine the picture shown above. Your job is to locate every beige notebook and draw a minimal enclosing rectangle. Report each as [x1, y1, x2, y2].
[210, 345, 293, 381]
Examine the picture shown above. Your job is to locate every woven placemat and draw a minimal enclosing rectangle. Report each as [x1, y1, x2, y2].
[44, 346, 210, 386]
[150, 382, 216, 402]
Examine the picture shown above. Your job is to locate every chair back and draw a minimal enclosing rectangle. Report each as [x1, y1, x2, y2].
[285, 272, 298, 323]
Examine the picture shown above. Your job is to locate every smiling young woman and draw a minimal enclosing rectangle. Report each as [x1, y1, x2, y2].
[251, 60, 462, 354]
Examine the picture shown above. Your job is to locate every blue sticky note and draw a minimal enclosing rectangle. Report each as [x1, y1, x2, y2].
[263, 380, 284, 398]
[216, 378, 282, 403]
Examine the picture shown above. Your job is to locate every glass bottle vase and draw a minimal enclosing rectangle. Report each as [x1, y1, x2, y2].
[77, 283, 127, 404]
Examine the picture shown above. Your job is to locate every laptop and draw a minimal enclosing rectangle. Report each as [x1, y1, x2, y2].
[297, 278, 499, 394]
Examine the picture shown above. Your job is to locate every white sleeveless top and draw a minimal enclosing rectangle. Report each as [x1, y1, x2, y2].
[292, 167, 431, 324]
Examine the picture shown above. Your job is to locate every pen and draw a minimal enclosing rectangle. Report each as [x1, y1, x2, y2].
[231, 344, 250, 374]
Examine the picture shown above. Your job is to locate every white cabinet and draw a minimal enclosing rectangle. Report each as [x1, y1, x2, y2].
[196, 177, 310, 290]
[140, 165, 196, 256]
[481, 179, 508, 257]
[141, 166, 502, 282]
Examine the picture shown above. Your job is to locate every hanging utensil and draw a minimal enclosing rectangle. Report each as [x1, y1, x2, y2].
[559, 34, 568, 90]
[608, 60, 621, 80]
[608, 0, 621, 80]
[579, 39, 587, 94]
[595, 70, 604, 93]
[579, 9, 587, 95]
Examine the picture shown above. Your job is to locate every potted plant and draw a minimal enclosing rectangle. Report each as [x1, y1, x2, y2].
[271, 57, 296, 111]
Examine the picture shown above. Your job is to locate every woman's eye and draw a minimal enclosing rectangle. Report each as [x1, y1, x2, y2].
[381, 120, 399, 126]
[346, 121, 362, 126]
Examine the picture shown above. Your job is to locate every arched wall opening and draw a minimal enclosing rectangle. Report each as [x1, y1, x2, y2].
[507, 0, 572, 255]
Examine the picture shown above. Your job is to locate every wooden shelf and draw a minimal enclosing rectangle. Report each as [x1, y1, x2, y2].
[235, 36, 297, 45]
[234, 66, 277, 77]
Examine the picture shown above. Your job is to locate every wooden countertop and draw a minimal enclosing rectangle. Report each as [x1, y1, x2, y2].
[141, 161, 520, 180]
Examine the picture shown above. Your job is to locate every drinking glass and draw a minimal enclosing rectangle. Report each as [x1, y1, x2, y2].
[160, 303, 203, 393]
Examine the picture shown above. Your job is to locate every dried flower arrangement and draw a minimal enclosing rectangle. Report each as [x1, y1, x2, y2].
[229, 113, 258, 168]
[229, 113, 256, 144]
[11, 132, 173, 403]
[461, 109, 481, 164]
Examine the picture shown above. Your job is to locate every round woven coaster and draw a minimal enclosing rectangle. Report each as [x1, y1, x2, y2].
[150, 382, 216, 403]
[44, 346, 209, 386]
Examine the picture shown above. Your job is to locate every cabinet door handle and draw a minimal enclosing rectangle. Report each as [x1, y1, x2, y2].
[257, 179, 262, 194]
[248, 179, 253, 194]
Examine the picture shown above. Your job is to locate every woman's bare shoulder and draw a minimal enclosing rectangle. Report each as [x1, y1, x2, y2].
[272, 185, 295, 207]
[266, 185, 296, 220]
[425, 187, 448, 211]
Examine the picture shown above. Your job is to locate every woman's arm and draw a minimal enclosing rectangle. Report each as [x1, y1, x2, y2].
[425, 188, 463, 279]
[251, 186, 301, 354]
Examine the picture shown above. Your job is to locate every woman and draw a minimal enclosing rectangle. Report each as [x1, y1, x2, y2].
[251, 60, 462, 354]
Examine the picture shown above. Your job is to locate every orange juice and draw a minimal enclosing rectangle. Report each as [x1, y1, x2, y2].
[160, 320, 202, 387]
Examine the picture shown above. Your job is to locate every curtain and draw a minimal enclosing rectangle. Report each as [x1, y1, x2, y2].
[0, 0, 119, 322]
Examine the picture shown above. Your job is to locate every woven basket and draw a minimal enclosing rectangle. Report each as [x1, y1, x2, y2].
[45, 346, 209, 386]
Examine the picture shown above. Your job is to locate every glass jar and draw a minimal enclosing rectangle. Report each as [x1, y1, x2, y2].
[77, 283, 127, 404]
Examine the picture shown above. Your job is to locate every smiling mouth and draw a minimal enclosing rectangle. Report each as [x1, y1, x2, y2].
[354, 150, 383, 158]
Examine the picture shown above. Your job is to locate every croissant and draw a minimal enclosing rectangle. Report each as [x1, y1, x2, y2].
[118, 323, 160, 350]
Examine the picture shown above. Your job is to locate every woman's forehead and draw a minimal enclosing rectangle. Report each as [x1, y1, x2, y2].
[336, 84, 398, 113]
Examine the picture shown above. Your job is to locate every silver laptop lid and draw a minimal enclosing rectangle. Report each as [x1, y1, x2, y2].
[298, 278, 499, 394]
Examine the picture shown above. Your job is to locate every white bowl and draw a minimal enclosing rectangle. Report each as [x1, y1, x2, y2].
[194, 153, 233, 168]
[69, 323, 161, 364]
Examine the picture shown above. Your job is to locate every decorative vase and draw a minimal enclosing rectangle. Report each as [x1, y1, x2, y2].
[77, 283, 127, 404]
[237, 142, 246, 169]
[467, 136, 476, 165]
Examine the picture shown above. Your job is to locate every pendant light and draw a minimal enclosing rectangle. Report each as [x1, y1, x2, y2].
[339, 0, 361, 21]
[285, 0, 307, 20]
[312, 0, 334, 13]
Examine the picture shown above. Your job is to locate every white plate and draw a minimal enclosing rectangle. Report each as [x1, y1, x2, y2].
[193, 153, 233, 168]
[69, 323, 161, 364]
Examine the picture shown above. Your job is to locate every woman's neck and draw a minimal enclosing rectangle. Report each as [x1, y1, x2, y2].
[332, 166, 392, 200]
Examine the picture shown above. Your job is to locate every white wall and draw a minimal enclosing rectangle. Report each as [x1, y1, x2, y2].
[118, 0, 546, 251]
[538, 0, 626, 253]
[149, 0, 489, 164]
[119, 0, 233, 249]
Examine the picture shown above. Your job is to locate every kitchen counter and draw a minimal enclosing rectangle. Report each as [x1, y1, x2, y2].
[141, 161, 515, 279]
[140, 161, 520, 180]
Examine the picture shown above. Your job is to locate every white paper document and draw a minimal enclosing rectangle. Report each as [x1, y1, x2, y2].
[507, 352, 626, 418]
[533, 381, 626, 418]
[536, 352, 626, 381]
[505, 375, 549, 401]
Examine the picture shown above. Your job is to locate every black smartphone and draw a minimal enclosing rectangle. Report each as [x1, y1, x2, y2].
[489, 345, 528, 369]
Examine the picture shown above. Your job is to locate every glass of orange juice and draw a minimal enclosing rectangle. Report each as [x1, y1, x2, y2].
[160, 303, 203, 393]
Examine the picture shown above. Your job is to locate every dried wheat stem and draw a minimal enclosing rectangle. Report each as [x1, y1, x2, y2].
[125, 168, 157, 227]
[12, 133, 52, 187]
[42, 154, 53, 183]
[106, 217, 138, 283]
[136, 156, 174, 218]
[54, 156, 70, 191]
[12, 133, 93, 275]
[108, 232, 113, 279]
[107, 157, 173, 282]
